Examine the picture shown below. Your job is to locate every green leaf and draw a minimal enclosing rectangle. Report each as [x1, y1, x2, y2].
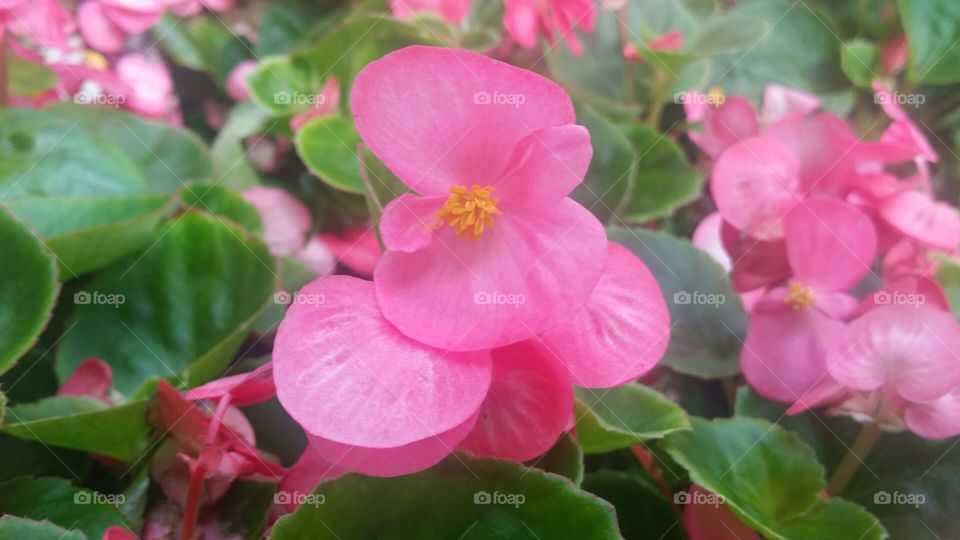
[898, 0, 960, 84]
[179, 183, 263, 234]
[153, 14, 249, 85]
[9, 56, 58, 96]
[689, 14, 768, 56]
[296, 116, 364, 193]
[840, 39, 881, 88]
[615, 124, 701, 223]
[0, 434, 89, 482]
[581, 470, 682, 540]
[0, 477, 128, 539]
[663, 417, 886, 540]
[935, 256, 960, 319]
[0, 516, 85, 540]
[575, 384, 690, 454]
[569, 105, 635, 223]
[211, 102, 272, 189]
[3, 396, 149, 462]
[526, 433, 584, 485]
[0, 205, 58, 376]
[270, 453, 621, 539]
[607, 227, 747, 378]
[56, 212, 276, 396]
[46, 103, 213, 193]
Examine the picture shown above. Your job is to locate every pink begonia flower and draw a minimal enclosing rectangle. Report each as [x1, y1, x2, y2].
[872, 81, 937, 163]
[882, 35, 908, 75]
[686, 96, 759, 159]
[353, 46, 606, 351]
[242, 186, 312, 258]
[185, 362, 275, 406]
[58, 358, 113, 403]
[225, 59, 258, 101]
[503, 0, 596, 56]
[294, 234, 337, 276]
[115, 54, 176, 119]
[289, 77, 340, 132]
[720, 220, 791, 292]
[390, 0, 471, 24]
[692, 212, 732, 271]
[758, 84, 820, 126]
[741, 199, 877, 402]
[1, 0, 73, 49]
[77, 0, 165, 53]
[683, 485, 760, 540]
[312, 228, 381, 276]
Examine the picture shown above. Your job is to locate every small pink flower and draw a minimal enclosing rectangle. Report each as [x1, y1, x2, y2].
[58, 358, 114, 403]
[225, 60, 258, 101]
[115, 54, 176, 119]
[241, 186, 312, 258]
[352, 46, 606, 351]
[881, 34, 908, 75]
[390, 0, 471, 24]
[503, 0, 596, 55]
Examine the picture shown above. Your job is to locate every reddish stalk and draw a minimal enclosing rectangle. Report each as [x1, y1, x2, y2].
[180, 394, 233, 540]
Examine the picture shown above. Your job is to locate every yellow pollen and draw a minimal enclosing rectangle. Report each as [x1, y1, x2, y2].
[84, 51, 109, 70]
[436, 184, 503, 240]
[785, 282, 816, 311]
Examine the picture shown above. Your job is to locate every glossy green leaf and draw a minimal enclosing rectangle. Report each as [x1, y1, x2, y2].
[841, 39, 880, 88]
[570, 105, 635, 223]
[575, 384, 690, 454]
[56, 212, 276, 396]
[211, 102, 272, 189]
[0, 516, 85, 540]
[608, 227, 747, 377]
[270, 454, 621, 539]
[296, 116, 364, 193]
[3, 396, 149, 462]
[0, 434, 89, 482]
[663, 417, 886, 540]
[898, 0, 960, 84]
[0, 477, 128, 539]
[0, 205, 58, 376]
[153, 14, 249, 84]
[179, 183, 263, 234]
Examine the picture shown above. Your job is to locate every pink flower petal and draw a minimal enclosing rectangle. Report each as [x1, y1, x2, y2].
[721, 221, 792, 292]
[115, 54, 174, 118]
[77, 2, 126, 53]
[711, 136, 801, 240]
[58, 357, 113, 402]
[689, 96, 759, 159]
[378, 193, 446, 253]
[538, 242, 669, 388]
[302, 411, 475, 477]
[492, 125, 592, 207]
[390, 0, 471, 24]
[295, 235, 337, 276]
[457, 341, 573, 461]
[273, 276, 492, 447]
[184, 362, 275, 406]
[351, 46, 575, 196]
[503, 0, 543, 48]
[742, 304, 845, 403]
[226, 60, 257, 102]
[692, 212, 731, 271]
[879, 190, 960, 250]
[102, 526, 138, 540]
[783, 198, 877, 292]
[905, 388, 960, 439]
[759, 84, 820, 126]
[101, 4, 163, 34]
[374, 197, 607, 351]
[278, 448, 346, 511]
[857, 275, 950, 314]
[763, 112, 861, 195]
[827, 305, 960, 403]
[241, 186, 312, 257]
[315, 228, 381, 276]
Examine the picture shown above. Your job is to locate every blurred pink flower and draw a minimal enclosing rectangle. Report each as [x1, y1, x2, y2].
[352, 45, 606, 351]
[390, 0, 471, 24]
[58, 358, 114, 403]
[241, 186, 312, 258]
[225, 59, 257, 101]
[503, 0, 596, 55]
[78, 0, 165, 53]
[115, 54, 176, 119]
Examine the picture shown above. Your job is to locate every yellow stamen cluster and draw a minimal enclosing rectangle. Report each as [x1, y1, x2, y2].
[436, 184, 503, 240]
[785, 282, 816, 311]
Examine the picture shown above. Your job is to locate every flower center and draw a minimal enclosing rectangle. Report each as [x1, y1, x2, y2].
[785, 282, 815, 311]
[436, 184, 502, 240]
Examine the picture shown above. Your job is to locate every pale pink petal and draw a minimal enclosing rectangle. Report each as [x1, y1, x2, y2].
[502, 0, 541, 48]
[78, 2, 126, 53]
[812, 291, 860, 319]
[742, 304, 845, 403]
[351, 46, 575, 196]
[278, 448, 345, 511]
[241, 186, 312, 257]
[882, 239, 935, 281]
[783, 199, 877, 292]
[378, 193, 446, 253]
[711, 136, 801, 240]
[538, 242, 669, 388]
[905, 388, 960, 439]
[375, 197, 607, 351]
[690, 97, 759, 158]
[879, 190, 960, 250]
[200, 0, 233, 12]
[390, 0, 471, 24]
[115, 54, 174, 118]
[316, 228, 381, 276]
[58, 358, 112, 402]
[763, 112, 861, 195]
[303, 411, 475, 477]
[457, 341, 573, 461]
[295, 235, 337, 276]
[492, 125, 592, 207]
[101, 4, 163, 34]
[273, 276, 492, 447]
[760, 84, 820, 126]
[692, 212, 731, 271]
[226, 60, 257, 101]
[827, 305, 960, 402]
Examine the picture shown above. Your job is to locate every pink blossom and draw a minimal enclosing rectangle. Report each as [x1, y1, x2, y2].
[352, 46, 606, 351]
[390, 0, 471, 24]
[241, 186, 312, 258]
[225, 60, 258, 101]
[882, 35, 908, 75]
[115, 54, 176, 119]
[503, 0, 596, 56]
[78, 0, 165, 53]
[58, 358, 114, 403]
[1, 0, 73, 49]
